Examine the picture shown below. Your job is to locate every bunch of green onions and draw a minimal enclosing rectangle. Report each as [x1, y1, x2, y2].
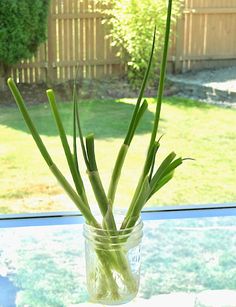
[7, 0, 185, 301]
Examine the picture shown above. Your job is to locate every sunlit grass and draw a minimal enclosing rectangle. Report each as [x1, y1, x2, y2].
[0, 96, 236, 214]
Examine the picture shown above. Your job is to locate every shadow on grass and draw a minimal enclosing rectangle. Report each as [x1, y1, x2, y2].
[0, 99, 157, 139]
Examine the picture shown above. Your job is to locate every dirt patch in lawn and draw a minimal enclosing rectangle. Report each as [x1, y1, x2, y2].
[2, 67, 236, 107]
[0, 76, 177, 105]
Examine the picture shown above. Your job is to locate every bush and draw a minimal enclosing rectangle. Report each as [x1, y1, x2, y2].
[0, 0, 50, 88]
[99, 0, 182, 86]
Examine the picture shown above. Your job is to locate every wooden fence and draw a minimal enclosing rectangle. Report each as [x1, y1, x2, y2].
[10, 0, 236, 83]
[174, 0, 236, 72]
[11, 0, 122, 83]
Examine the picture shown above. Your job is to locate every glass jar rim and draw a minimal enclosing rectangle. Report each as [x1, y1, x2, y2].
[83, 216, 143, 247]
[83, 215, 143, 234]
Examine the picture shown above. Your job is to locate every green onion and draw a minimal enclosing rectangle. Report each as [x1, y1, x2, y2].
[47, 89, 88, 204]
[7, 0, 191, 301]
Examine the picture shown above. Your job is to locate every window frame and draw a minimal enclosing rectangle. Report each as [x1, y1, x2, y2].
[0, 203, 236, 228]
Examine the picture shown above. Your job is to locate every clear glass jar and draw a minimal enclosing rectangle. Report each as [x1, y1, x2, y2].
[83, 216, 143, 305]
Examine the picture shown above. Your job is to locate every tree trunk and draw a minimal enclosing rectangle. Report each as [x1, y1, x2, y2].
[0, 62, 11, 91]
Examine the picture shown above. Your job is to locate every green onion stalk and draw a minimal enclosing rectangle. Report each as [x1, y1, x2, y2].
[7, 0, 187, 302]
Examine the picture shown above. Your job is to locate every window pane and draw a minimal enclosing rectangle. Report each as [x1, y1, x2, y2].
[1, 214, 236, 305]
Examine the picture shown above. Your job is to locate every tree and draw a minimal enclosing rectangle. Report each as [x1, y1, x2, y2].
[99, 0, 183, 86]
[0, 0, 50, 89]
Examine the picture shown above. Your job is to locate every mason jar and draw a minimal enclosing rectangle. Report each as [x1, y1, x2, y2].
[83, 216, 143, 305]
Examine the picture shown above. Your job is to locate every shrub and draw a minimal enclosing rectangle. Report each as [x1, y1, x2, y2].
[0, 0, 50, 88]
[99, 0, 182, 86]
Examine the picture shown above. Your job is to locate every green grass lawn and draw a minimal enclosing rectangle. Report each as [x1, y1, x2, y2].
[0, 96, 236, 214]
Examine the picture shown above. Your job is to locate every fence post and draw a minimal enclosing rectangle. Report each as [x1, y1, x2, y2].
[173, 13, 185, 74]
[47, 3, 56, 84]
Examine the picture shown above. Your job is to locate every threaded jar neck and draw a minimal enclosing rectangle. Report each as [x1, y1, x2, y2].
[83, 217, 143, 251]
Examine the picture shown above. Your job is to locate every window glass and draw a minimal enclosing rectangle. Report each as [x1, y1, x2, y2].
[1, 0, 236, 215]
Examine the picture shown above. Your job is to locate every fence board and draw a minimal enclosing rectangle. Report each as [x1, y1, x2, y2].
[12, 0, 236, 83]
